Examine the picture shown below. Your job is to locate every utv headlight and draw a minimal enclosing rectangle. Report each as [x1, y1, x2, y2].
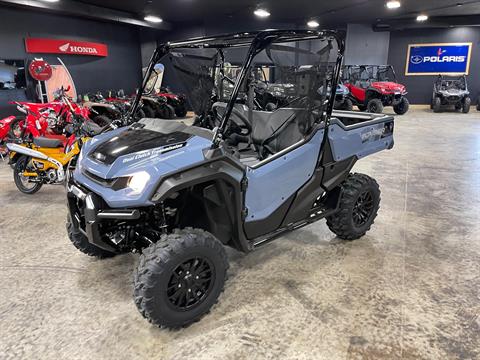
[127, 171, 150, 195]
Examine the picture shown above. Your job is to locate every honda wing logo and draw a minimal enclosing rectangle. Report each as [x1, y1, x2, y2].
[411, 48, 466, 64]
[58, 42, 98, 54]
[59, 43, 70, 52]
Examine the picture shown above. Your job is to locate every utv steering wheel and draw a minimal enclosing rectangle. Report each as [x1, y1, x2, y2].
[212, 102, 252, 136]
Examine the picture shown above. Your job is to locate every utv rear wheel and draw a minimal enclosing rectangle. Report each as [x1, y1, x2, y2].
[367, 99, 383, 113]
[134, 228, 228, 328]
[13, 156, 43, 194]
[326, 173, 380, 240]
[393, 97, 409, 115]
[462, 97, 471, 113]
[66, 216, 116, 258]
[432, 97, 442, 113]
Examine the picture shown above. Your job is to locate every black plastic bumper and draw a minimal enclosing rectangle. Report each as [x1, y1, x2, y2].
[66, 181, 140, 252]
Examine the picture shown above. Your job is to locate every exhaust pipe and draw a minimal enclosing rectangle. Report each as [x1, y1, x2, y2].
[7, 143, 49, 160]
[6, 143, 65, 182]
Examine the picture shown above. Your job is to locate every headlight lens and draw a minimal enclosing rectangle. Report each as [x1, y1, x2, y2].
[127, 171, 150, 194]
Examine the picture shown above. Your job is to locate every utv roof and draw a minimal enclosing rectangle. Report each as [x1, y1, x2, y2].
[159, 29, 344, 50]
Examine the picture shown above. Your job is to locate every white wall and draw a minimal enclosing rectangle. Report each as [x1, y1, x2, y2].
[345, 24, 390, 65]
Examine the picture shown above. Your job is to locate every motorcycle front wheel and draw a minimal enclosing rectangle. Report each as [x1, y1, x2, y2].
[13, 156, 43, 194]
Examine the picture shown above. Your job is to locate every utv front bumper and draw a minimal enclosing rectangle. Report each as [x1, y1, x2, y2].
[66, 181, 140, 252]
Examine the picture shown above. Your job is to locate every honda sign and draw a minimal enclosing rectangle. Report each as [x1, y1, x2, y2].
[405, 43, 472, 76]
[25, 38, 108, 57]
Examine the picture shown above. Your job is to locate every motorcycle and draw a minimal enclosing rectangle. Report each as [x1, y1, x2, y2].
[6, 101, 104, 194]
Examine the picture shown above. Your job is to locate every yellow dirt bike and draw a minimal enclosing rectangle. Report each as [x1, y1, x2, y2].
[6, 115, 103, 194]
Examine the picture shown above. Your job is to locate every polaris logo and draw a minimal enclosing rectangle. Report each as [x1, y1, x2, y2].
[59, 43, 98, 54]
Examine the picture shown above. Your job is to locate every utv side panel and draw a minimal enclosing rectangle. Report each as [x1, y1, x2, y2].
[244, 129, 324, 224]
[327, 116, 394, 162]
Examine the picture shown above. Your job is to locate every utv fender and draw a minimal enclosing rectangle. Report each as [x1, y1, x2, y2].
[151, 156, 250, 252]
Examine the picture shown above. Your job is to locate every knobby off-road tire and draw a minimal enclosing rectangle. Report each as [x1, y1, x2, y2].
[462, 97, 471, 114]
[142, 105, 156, 118]
[66, 216, 116, 258]
[367, 98, 384, 114]
[326, 173, 380, 240]
[393, 97, 409, 115]
[13, 156, 43, 194]
[134, 228, 228, 328]
[432, 97, 442, 113]
[342, 99, 354, 111]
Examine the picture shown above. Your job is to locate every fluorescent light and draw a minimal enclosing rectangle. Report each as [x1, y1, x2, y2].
[144, 15, 163, 23]
[416, 14, 428, 21]
[254, 9, 270, 18]
[386, 1, 401, 9]
[40, 0, 60, 2]
[307, 20, 320, 28]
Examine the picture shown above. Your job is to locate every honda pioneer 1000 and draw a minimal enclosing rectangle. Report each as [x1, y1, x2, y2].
[432, 75, 471, 113]
[66, 30, 394, 328]
[343, 65, 409, 115]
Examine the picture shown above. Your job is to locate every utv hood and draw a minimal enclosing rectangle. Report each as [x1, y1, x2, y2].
[73, 119, 214, 207]
[371, 82, 407, 94]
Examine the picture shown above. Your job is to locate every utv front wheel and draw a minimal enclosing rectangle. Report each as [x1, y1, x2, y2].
[393, 97, 409, 115]
[66, 216, 116, 258]
[432, 97, 442, 113]
[367, 99, 384, 113]
[134, 228, 228, 328]
[326, 173, 380, 240]
[462, 97, 471, 113]
[342, 99, 353, 111]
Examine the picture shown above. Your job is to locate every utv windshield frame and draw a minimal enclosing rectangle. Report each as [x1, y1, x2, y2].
[130, 29, 345, 148]
[343, 65, 397, 84]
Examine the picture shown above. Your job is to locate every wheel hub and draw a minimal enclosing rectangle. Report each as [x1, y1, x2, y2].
[167, 257, 213, 310]
[352, 190, 374, 227]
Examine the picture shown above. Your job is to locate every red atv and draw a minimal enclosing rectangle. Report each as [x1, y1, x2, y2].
[343, 65, 409, 115]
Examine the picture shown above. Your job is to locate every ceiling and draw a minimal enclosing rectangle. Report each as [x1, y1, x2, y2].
[3, 0, 480, 30]
[74, 0, 480, 26]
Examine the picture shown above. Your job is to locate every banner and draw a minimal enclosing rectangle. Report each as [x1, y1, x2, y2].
[405, 43, 472, 76]
[25, 38, 108, 57]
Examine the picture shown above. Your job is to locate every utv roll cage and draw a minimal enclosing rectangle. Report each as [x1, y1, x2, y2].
[129, 30, 345, 146]
[434, 75, 468, 92]
[342, 65, 398, 84]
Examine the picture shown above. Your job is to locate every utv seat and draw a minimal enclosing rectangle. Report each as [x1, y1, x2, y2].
[213, 102, 307, 164]
[33, 137, 64, 148]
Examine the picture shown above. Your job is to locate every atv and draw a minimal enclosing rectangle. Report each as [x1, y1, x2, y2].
[66, 30, 394, 328]
[158, 87, 188, 118]
[343, 65, 409, 115]
[334, 83, 353, 111]
[431, 75, 471, 113]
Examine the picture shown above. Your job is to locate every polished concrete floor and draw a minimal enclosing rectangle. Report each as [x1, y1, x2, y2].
[1, 108, 479, 359]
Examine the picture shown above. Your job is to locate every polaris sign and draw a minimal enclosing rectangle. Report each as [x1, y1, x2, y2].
[406, 43, 472, 76]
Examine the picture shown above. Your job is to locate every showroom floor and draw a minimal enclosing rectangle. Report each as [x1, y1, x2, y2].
[1, 108, 479, 360]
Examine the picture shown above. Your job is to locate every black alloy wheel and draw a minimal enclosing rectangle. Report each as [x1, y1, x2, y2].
[352, 190, 375, 227]
[167, 257, 214, 310]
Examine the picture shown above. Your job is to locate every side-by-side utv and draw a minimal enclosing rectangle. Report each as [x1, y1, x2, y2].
[432, 75, 471, 113]
[66, 30, 395, 328]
